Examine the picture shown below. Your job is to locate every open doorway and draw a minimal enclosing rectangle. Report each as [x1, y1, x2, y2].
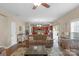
[53, 25, 59, 47]
[11, 21, 17, 46]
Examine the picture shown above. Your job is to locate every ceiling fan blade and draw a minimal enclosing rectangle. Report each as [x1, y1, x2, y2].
[32, 5, 38, 9]
[41, 3, 50, 8]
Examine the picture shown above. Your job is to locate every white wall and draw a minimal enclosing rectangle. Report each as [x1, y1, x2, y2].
[0, 15, 11, 48]
[0, 10, 26, 48]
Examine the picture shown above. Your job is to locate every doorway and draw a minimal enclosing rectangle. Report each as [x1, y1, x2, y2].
[53, 25, 59, 47]
[11, 21, 17, 46]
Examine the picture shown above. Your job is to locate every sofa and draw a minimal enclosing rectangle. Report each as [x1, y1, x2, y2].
[26, 34, 53, 48]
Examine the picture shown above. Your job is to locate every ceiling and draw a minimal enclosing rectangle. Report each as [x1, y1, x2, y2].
[0, 3, 79, 23]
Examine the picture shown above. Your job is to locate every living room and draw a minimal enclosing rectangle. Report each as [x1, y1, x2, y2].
[0, 2, 79, 57]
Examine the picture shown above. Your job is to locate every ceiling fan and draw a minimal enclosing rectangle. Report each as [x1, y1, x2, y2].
[32, 3, 50, 10]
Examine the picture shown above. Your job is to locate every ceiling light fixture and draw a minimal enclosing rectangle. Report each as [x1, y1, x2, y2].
[33, 0, 42, 6]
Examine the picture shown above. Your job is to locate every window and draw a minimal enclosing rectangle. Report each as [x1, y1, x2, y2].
[71, 21, 79, 39]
